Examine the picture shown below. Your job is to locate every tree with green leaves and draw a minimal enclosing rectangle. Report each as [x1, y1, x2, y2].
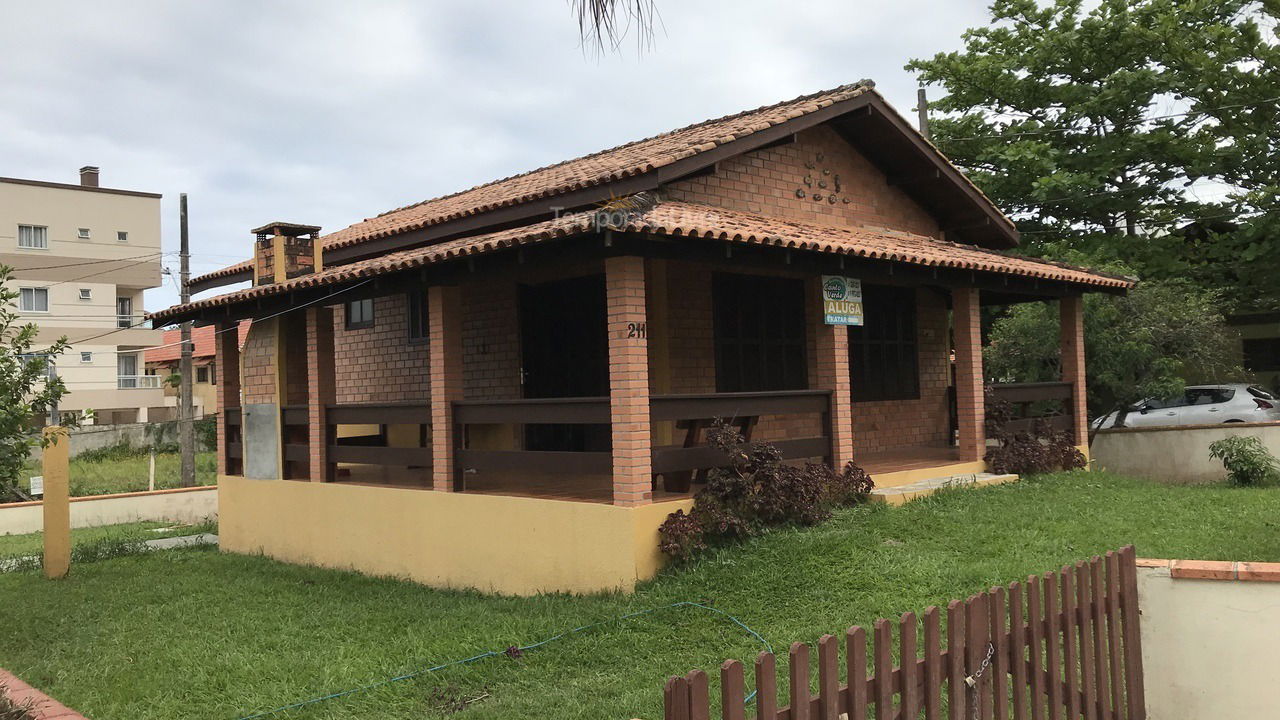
[0, 265, 70, 502]
[985, 278, 1246, 422]
[907, 0, 1280, 310]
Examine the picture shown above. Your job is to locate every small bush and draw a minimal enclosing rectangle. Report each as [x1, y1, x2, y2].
[1209, 436, 1280, 486]
[658, 422, 874, 560]
[984, 388, 1086, 476]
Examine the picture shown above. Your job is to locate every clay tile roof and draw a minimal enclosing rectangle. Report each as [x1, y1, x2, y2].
[144, 321, 251, 363]
[153, 201, 1130, 324]
[193, 82, 898, 288]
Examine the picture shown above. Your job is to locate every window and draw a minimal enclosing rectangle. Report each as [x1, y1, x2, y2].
[712, 273, 808, 392]
[345, 298, 374, 330]
[407, 290, 429, 342]
[77, 228, 91, 239]
[80, 351, 93, 364]
[117, 354, 138, 388]
[78, 288, 92, 301]
[18, 287, 49, 312]
[17, 225, 47, 249]
[848, 285, 919, 402]
[117, 231, 128, 243]
[116, 297, 133, 328]
[196, 366, 210, 383]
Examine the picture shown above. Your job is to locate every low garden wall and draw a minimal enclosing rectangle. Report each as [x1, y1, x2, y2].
[1136, 558, 1280, 720]
[218, 475, 691, 595]
[24, 418, 216, 461]
[0, 486, 217, 536]
[1091, 421, 1280, 483]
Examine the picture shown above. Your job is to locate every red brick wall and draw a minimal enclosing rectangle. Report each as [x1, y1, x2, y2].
[851, 288, 952, 454]
[461, 279, 522, 401]
[664, 125, 941, 238]
[241, 320, 276, 405]
[332, 294, 431, 404]
[282, 315, 308, 406]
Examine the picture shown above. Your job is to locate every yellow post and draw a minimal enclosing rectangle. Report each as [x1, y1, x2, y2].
[42, 426, 71, 579]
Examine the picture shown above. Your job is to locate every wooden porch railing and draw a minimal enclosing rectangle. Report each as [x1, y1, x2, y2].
[650, 390, 833, 478]
[665, 546, 1145, 720]
[450, 390, 833, 489]
[324, 403, 431, 468]
[453, 397, 613, 479]
[989, 382, 1075, 435]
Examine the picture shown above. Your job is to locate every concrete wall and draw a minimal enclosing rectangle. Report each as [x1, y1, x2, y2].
[1092, 422, 1280, 484]
[1137, 559, 1280, 720]
[0, 486, 217, 536]
[218, 475, 691, 595]
[26, 420, 214, 461]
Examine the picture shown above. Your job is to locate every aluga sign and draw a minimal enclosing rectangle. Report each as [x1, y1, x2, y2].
[821, 275, 864, 325]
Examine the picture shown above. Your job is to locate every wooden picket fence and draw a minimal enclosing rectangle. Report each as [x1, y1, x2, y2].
[664, 546, 1145, 720]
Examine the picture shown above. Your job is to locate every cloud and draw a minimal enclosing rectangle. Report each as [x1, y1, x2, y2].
[0, 0, 990, 310]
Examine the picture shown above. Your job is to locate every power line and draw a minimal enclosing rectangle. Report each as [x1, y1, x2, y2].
[11, 251, 174, 272]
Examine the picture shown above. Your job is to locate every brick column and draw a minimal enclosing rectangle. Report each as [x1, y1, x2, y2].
[214, 321, 241, 476]
[306, 306, 336, 482]
[810, 277, 855, 469]
[1060, 295, 1089, 447]
[606, 256, 652, 506]
[429, 285, 463, 492]
[953, 287, 986, 462]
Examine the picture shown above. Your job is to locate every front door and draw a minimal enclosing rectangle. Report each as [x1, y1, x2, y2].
[519, 274, 609, 451]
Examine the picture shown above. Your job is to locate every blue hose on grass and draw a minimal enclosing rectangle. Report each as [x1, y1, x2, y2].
[236, 600, 771, 719]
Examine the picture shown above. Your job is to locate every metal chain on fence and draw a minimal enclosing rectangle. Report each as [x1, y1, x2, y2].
[964, 642, 995, 720]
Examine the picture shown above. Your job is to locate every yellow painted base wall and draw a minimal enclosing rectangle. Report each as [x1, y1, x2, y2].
[217, 475, 692, 596]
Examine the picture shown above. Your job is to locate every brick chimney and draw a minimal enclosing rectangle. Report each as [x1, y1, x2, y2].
[252, 222, 323, 286]
[79, 166, 99, 187]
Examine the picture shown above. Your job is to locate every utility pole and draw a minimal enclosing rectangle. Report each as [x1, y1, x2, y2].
[179, 193, 195, 487]
[916, 87, 931, 140]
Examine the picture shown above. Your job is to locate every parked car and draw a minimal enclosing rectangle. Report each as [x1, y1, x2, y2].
[1091, 384, 1280, 429]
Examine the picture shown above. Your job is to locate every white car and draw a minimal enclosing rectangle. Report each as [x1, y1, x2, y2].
[1092, 384, 1280, 429]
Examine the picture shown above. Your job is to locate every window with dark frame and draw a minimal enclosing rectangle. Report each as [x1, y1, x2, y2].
[712, 273, 808, 393]
[196, 366, 210, 383]
[848, 285, 920, 402]
[406, 290, 429, 342]
[345, 298, 374, 330]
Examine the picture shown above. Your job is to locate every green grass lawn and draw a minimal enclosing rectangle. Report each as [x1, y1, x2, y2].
[0, 521, 214, 557]
[18, 449, 217, 497]
[1, 471, 1277, 720]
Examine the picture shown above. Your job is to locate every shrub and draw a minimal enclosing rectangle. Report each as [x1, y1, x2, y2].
[984, 387, 1087, 476]
[658, 422, 874, 559]
[1209, 436, 1280, 486]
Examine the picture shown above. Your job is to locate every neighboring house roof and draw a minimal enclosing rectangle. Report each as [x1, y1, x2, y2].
[151, 201, 1130, 323]
[144, 321, 251, 363]
[189, 81, 1020, 292]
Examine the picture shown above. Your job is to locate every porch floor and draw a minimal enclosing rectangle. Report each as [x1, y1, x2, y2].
[330, 464, 694, 504]
[856, 445, 963, 476]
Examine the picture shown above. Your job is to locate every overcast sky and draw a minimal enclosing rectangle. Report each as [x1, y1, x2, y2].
[0, 0, 993, 313]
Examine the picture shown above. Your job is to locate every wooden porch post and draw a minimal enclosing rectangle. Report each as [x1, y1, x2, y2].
[306, 306, 336, 482]
[810, 277, 855, 469]
[429, 285, 463, 492]
[214, 321, 241, 475]
[953, 287, 986, 462]
[1060, 295, 1089, 447]
[606, 255, 653, 506]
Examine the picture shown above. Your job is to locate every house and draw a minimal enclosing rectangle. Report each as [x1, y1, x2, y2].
[0, 167, 166, 425]
[152, 82, 1132, 595]
[143, 321, 252, 419]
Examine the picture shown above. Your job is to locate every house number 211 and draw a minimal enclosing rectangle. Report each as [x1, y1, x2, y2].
[626, 322, 647, 339]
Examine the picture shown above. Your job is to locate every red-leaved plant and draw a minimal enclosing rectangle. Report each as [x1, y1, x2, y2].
[658, 422, 874, 560]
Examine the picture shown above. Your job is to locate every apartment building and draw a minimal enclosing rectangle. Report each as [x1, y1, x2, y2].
[0, 166, 166, 424]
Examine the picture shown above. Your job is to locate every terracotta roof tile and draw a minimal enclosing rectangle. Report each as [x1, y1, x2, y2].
[154, 201, 1129, 323]
[144, 321, 251, 363]
[196, 82, 1018, 287]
